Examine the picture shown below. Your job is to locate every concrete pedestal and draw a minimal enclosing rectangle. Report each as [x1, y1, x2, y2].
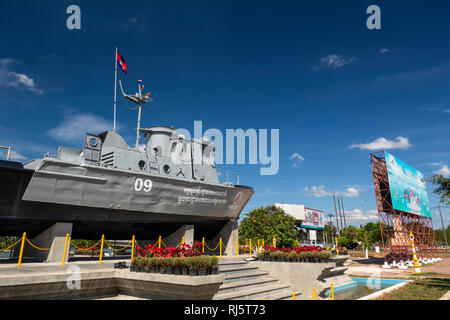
[162, 225, 194, 247]
[21, 223, 72, 263]
[211, 220, 238, 256]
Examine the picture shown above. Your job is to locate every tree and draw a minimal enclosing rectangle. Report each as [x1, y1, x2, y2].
[239, 205, 300, 248]
[428, 174, 450, 205]
[362, 222, 384, 245]
[337, 226, 359, 249]
[357, 228, 370, 250]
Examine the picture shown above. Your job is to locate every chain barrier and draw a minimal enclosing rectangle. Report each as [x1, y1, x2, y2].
[0, 238, 22, 252]
[205, 241, 220, 251]
[25, 237, 66, 251]
[70, 239, 102, 251]
[104, 240, 133, 252]
[11, 232, 278, 267]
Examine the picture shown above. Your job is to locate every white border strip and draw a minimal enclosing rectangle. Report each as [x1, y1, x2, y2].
[357, 280, 413, 300]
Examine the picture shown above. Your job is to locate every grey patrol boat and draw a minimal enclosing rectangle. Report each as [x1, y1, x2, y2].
[0, 80, 254, 240]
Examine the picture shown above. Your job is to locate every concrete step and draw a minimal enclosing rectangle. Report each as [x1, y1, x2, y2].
[213, 283, 291, 300]
[328, 266, 348, 275]
[219, 263, 257, 272]
[224, 270, 269, 283]
[263, 289, 301, 300]
[217, 277, 279, 295]
[219, 265, 260, 275]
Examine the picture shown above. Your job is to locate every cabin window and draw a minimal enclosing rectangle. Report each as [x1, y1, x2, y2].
[138, 160, 147, 170]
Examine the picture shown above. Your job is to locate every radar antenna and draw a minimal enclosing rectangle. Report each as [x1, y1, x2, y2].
[119, 80, 153, 150]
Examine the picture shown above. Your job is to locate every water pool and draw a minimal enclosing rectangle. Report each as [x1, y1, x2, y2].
[325, 277, 405, 300]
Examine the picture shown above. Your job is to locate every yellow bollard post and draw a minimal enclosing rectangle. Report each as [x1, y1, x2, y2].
[61, 233, 70, 265]
[202, 237, 205, 254]
[182, 236, 185, 245]
[131, 235, 135, 262]
[219, 237, 222, 258]
[17, 232, 26, 267]
[330, 282, 334, 300]
[257, 239, 260, 254]
[158, 235, 161, 249]
[312, 287, 317, 300]
[249, 239, 252, 257]
[409, 232, 421, 273]
[236, 238, 238, 257]
[292, 291, 296, 300]
[335, 238, 339, 255]
[98, 234, 105, 264]
[273, 236, 276, 248]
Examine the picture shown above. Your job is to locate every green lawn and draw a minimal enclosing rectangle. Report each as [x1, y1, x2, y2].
[377, 278, 450, 300]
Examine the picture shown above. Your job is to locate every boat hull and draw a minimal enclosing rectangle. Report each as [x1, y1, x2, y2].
[0, 159, 254, 239]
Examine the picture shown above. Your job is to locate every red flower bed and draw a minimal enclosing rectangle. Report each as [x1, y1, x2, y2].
[135, 241, 203, 258]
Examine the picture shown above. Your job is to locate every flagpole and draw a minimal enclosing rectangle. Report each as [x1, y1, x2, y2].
[113, 47, 118, 132]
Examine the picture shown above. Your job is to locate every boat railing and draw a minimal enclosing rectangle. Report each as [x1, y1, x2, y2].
[0, 146, 11, 160]
[216, 168, 240, 185]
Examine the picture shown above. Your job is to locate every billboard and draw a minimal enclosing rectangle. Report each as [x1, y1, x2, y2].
[385, 152, 431, 218]
[301, 207, 324, 230]
[274, 203, 305, 222]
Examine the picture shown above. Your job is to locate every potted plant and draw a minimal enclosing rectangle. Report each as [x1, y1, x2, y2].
[312, 251, 320, 263]
[130, 258, 137, 272]
[180, 258, 189, 275]
[319, 251, 331, 263]
[269, 251, 277, 262]
[155, 257, 164, 273]
[305, 251, 312, 263]
[166, 257, 175, 274]
[288, 251, 299, 262]
[196, 255, 209, 276]
[134, 256, 144, 272]
[188, 256, 199, 276]
[209, 256, 219, 274]
[172, 258, 182, 275]
[144, 257, 151, 273]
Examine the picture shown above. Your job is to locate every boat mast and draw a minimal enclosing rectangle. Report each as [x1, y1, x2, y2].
[118, 79, 153, 151]
[136, 80, 143, 150]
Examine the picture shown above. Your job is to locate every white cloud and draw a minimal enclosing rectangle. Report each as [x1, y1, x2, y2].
[304, 186, 359, 198]
[443, 109, 450, 114]
[433, 164, 450, 178]
[350, 136, 411, 151]
[290, 152, 305, 167]
[304, 185, 331, 197]
[343, 209, 378, 222]
[380, 48, 389, 54]
[47, 113, 113, 143]
[0, 58, 42, 94]
[317, 54, 356, 69]
[341, 187, 359, 197]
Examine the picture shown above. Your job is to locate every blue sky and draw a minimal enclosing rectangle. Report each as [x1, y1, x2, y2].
[1, 0, 449, 227]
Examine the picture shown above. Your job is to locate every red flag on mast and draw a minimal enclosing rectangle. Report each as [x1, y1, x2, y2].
[116, 51, 127, 74]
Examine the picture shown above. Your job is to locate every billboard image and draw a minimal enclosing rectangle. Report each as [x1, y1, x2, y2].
[301, 208, 324, 230]
[385, 152, 431, 218]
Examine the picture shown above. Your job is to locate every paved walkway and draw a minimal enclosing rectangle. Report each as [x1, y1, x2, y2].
[345, 257, 450, 278]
